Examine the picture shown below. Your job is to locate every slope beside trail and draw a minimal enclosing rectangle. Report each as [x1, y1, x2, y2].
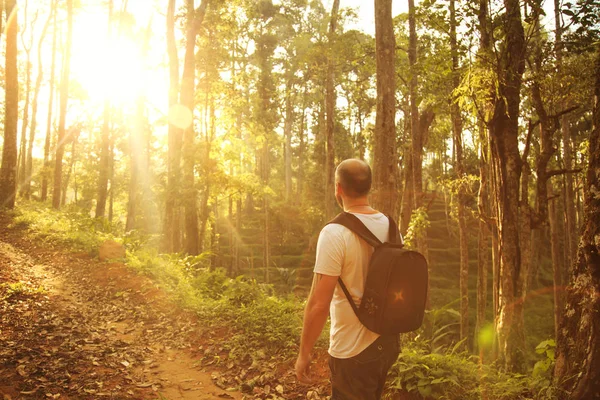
[0, 215, 245, 400]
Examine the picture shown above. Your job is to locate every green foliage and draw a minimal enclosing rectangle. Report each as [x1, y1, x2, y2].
[386, 341, 546, 400]
[222, 275, 267, 306]
[420, 299, 462, 352]
[404, 207, 430, 249]
[12, 201, 119, 255]
[531, 339, 557, 397]
[191, 268, 229, 300]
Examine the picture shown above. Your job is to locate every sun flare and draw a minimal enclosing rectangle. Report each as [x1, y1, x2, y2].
[68, 7, 162, 110]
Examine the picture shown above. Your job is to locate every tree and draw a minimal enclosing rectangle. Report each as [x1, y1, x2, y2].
[554, 42, 600, 400]
[180, 0, 208, 255]
[18, 0, 36, 196]
[95, 0, 113, 218]
[449, 0, 469, 347]
[488, 0, 527, 371]
[52, 0, 73, 209]
[324, 0, 340, 218]
[41, 0, 58, 202]
[0, 0, 19, 209]
[25, 4, 52, 199]
[371, 0, 398, 217]
[163, 0, 183, 252]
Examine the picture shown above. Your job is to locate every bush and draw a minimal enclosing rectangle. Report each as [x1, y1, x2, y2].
[386, 337, 559, 400]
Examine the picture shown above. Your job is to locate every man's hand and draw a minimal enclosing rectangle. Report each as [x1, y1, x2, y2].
[295, 352, 313, 384]
[295, 273, 337, 384]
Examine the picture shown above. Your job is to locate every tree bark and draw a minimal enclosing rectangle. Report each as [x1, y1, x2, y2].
[126, 98, 145, 231]
[164, 0, 182, 252]
[25, 7, 51, 199]
[181, 0, 208, 255]
[52, 0, 73, 209]
[449, 0, 469, 346]
[372, 0, 398, 216]
[18, 0, 35, 196]
[475, 120, 491, 353]
[95, 0, 113, 218]
[41, 0, 57, 202]
[554, 43, 600, 400]
[553, 0, 578, 271]
[489, 0, 526, 371]
[284, 77, 294, 201]
[297, 87, 308, 204]
[60, 135, 77, 206]
[325, 0, 340, 219]
[547, 183, 563, 339]
[0, 0, 18, 209]
[404, 0, 419, 227]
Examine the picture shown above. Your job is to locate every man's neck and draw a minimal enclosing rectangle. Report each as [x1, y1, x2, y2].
[343, 198, 378, 214]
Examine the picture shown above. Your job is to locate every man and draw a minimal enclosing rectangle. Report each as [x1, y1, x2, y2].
[295, 159, 400, 400]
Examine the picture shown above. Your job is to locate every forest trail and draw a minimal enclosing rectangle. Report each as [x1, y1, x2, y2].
[0, 217, 242, 400]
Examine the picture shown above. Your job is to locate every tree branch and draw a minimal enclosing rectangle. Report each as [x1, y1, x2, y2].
[547, 168, 583, 179]
[549, 105, 579, 120]
[522, 119, 537, 163]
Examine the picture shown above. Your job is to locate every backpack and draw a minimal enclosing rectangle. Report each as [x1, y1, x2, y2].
[328, 212, 429, 335]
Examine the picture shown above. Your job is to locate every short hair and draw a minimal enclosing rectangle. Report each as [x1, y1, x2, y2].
[335, 159, 372, 198]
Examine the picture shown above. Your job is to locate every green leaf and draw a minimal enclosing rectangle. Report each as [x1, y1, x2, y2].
[418, 384, 433, 398]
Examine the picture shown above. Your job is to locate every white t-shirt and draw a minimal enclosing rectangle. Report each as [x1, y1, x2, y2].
[313, 212, 393, 359]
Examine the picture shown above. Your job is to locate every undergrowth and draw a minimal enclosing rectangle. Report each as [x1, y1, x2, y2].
[7, 201, 560, 399]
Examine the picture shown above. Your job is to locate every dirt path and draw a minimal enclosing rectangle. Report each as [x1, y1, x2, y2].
[0, 219, 243, 400]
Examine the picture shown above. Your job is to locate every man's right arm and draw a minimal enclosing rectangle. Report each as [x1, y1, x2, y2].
[295, 272, 338, 382]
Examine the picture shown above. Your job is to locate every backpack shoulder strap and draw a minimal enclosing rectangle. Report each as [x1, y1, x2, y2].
[327, 212, 382, 248]
[385, 214, 403, 246]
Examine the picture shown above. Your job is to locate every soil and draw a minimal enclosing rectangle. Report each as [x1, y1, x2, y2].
[0, 213, 330, 399]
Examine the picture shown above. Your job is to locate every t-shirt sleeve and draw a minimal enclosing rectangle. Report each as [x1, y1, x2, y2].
[313, 225, 345, 277]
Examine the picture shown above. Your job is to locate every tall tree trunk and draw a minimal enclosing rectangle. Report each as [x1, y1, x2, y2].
[325, 0, 340, 218]
[198, 99, 215, 253]
[41, 0, 57, 202]
[264, 192, 270, 282]
[489, 0, 526, 371]
[164, 0, 182, 252]
[25, 7, 51, 199]
[404, 0, 419, 228]
[372, 0, 398, 216]
[0, 0, 18, 209]
[357, 111, 365, 161]
[126, 98, 145, 232]
[61, 135, 77, 206]
[554, 43, 600, 400]
[449, 0, 469, 346]
[476, 121, 490, 353]
[95, 0, 113, 218]
[284, 77, 294, 201]
[52, 0, 73, 209]
[553, 0, 578, 271]
[548, 183, 563, 339]
[108, 137, 115, 223]
[18, 0, 34, 196]
[297, 86, 308, 204]
[210, 202, 218, 270]
[181, 0, 208, 255]
[235, 197, 242, 274]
